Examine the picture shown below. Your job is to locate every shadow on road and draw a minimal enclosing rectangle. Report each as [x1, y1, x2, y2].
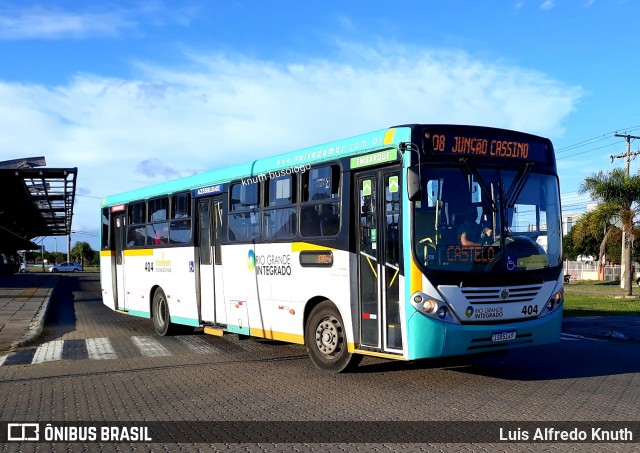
[354, 340, 640, 380]
[42, 275, 78, 340]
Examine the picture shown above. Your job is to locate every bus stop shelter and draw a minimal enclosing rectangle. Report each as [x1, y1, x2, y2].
[0, 157, 77, 270]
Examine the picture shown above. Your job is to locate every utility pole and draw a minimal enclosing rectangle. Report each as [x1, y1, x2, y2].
[610, 133, 640, 174]
[610, 133, 640, 291]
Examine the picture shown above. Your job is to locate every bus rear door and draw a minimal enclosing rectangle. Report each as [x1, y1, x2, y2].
[197, 197, 227, 325]
[112, 212, 127, 311]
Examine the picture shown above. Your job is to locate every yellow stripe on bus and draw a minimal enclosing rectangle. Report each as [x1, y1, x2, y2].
[124, 249, 154, 256]
[250, 328, 304, 344]
[410, 259, 422, 294]
[349, 346, 404, 360]
[204, 327, 224, 337]
[291, 242, 335, 252]
[383, 128, 396, 145]
[100, 250, 112, 257]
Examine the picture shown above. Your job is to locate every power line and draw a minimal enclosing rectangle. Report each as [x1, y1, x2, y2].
[556, 123, 640, 153]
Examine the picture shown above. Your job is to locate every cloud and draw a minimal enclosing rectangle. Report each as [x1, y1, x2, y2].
[0, 43, 583, 240]
[540, 1, 555, 10]
[0, 6, 134, 39]
[0, 3, 199, 40]
[136, 158, 180, 179]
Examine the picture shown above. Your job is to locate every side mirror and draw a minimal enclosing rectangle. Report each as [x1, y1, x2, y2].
[407, 167, 422, 201]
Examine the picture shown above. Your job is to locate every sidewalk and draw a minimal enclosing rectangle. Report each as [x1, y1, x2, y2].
[0, 273, 59, 351]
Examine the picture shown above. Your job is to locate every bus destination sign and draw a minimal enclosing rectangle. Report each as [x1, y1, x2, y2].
[424, 130, 550, 163]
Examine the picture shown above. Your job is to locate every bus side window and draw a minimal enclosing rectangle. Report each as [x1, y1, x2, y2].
[263, 174, 297, 240]
[300, 164, 341, 237]
[228, 182, 260, 242]
[300, 206, 321, 236]
[169, 192, 192, 244]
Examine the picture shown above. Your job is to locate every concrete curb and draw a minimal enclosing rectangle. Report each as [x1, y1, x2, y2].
[10, 275, 60, 350]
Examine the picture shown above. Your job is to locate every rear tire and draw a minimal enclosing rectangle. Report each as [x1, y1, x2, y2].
[152, 288, 174, 336]
[305, 300, 362, 372]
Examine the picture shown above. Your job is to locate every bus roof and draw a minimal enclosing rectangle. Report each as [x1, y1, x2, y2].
[102, 126, 411, 207]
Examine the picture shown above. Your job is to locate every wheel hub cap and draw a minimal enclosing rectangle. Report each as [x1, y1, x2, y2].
[315, 316, 339, 355]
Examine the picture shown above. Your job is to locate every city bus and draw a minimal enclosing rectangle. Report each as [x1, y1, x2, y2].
[100, 124, 564, 372]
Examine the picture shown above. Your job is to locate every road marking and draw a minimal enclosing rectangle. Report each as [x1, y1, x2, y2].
[178, 335, 219, 354]
[86, 337, 117, 360]
[0, 354, 8, 366]
[561, 333, 604, 341]
[131, 335, 170, 357]
[31, 340, 64, 364]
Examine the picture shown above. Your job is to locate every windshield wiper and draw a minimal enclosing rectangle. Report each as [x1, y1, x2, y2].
[459, 158, 497, 214]
[505, 162, 533, 208]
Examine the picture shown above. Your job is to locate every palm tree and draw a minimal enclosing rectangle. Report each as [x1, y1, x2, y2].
[579, 168, 640, 296]
[570, 202, 618, 266]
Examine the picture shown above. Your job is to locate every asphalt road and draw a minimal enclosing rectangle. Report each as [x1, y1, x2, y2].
[1, 274, 639, 452]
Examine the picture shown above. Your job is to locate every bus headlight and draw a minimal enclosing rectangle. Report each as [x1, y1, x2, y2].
[410, 291, 439, 314]
[547, 289, 564, 310]
[423, 299, 437, 313]
[410, 291, 460, 324]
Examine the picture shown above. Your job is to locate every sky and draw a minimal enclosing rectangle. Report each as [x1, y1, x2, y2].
[1, 0, 640, 253]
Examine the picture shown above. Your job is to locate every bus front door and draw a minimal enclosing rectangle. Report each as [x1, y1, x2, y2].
[112, 212, 127, 311]
[197, 197, 227, 325]
[355, 167, 403, 353]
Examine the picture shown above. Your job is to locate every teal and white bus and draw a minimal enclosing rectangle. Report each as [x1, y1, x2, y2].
[100, 124, 564, 372]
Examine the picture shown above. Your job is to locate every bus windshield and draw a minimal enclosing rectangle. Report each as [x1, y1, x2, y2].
[414, 164, 562, 273]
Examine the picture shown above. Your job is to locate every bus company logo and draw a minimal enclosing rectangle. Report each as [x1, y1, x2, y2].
[465, 306, 474, 318]
[249, 252, 293, 276]
[500, 289, 510, 300]
[155, 253, 172, 273]
[247, 250, 256, 271]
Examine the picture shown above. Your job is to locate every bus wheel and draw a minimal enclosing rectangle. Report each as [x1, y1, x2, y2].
[152, 288, 173, 336]
[305, 300, 362, 373]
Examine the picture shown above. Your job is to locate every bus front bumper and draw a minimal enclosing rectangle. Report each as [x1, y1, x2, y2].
[407, 307, 563, 360]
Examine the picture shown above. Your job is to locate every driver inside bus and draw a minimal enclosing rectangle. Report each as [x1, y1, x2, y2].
[457, 207, 493, 246]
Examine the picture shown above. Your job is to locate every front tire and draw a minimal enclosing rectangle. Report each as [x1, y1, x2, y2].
[305, 300, 362, 372]
[152, 288, 174, 336]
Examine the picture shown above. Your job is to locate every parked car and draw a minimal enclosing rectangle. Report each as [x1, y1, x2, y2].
[49, 262, 83, 273]
[19, 263, 29, 273]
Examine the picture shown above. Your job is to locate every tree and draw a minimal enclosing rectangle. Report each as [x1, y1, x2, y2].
[569, 202, 618, 264]
[579, 169, 640, 295]
[71, 241, 97, 267]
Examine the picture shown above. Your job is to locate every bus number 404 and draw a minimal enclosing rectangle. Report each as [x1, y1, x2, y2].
[521, 305, 538, 316]
[144, 262, 154, 272]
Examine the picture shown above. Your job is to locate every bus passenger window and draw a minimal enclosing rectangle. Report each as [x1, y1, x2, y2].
[169, 219, 192, 244]
[127, 226, 146, 247]
[300, 206, 321, 237]
[228, 182, 260, 242]
[319, 203, 339, 236]
[149, 197, 168, 222]
[147, 222, 168, 245]
[263, 207, 296, 240]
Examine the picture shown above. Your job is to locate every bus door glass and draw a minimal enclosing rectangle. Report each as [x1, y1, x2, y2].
[355, 166, 403, 352]
[112, 212, 127, 310]
[197, 197, 226, 325]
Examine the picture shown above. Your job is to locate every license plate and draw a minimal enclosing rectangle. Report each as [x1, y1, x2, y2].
[491, 330, 516, 342]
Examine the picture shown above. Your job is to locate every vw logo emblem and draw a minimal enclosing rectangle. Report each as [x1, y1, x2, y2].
[500, 289, 510, 300]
